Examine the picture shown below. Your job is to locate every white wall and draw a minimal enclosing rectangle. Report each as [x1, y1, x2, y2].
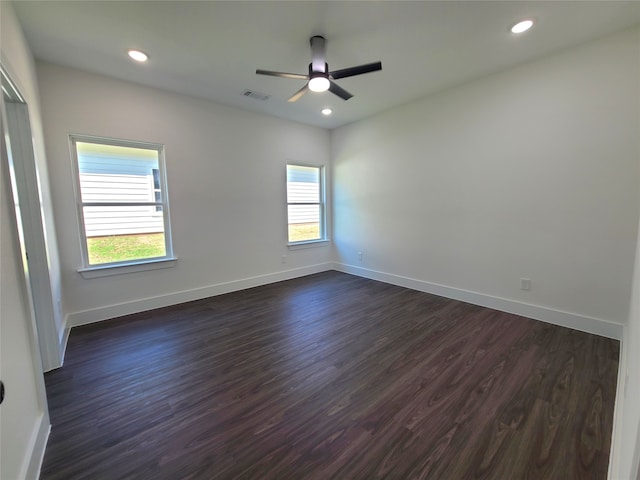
[332, 27, 639, 334]
[36, 63, 332, 325]
[0, 2, 51, 478]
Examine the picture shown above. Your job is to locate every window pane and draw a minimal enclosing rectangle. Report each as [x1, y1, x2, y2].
[288, 204, 320, 242]
[83, 205, 166, 264]
[287, 165, 319, 203]
[76, 142, 160, 203]
[286, 164, 324, 243]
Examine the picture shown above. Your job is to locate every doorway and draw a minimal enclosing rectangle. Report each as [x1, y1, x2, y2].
[1, 64, 63, 372]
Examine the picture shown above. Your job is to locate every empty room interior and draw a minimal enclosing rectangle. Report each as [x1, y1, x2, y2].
[1, 1, 640, 479]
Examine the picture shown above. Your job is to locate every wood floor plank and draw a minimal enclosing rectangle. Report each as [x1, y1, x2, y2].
[41, 271, 619, 479]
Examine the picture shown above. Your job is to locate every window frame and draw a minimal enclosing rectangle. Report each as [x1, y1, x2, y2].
[151, 168, 162, 214]
[286, 163, 327, 246]
[69, 134, 176, 277]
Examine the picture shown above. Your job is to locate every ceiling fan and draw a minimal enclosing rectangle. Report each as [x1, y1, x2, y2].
[256, 36, 382, 102]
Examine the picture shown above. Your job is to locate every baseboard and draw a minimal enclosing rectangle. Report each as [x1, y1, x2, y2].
[67, 263, 334, 327]
[334, 263, 624, 340]
[67, 261, 624, 340]
[23, 413, 50, 480]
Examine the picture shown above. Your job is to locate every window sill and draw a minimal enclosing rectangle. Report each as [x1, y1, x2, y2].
[287, 239, 330, 250]
[78, 257, 178, 279]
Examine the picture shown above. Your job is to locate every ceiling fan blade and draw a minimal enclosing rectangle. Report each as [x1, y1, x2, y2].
[329, 81, 353, 101]
[330, 61, 382, 80]
[310, 36, 326, 72]
[288, 84, 309, 102]
[256, 69, 308, 80]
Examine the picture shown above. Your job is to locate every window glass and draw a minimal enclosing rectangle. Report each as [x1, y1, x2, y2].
[71, 136, 173, 267]
[287, 164, 324, 243]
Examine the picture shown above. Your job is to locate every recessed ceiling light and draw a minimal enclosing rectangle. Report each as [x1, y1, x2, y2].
[128, 49, 149, 62]
[510, 19, 534, 34]
[321, 108, 333, 116]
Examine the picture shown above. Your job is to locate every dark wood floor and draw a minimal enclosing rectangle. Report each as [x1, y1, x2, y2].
[41, 271, 619, 479]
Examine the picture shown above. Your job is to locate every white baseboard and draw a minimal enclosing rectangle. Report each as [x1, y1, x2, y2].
[334, 263, 624, 340]
[67, 263, 334, 328]
[24, 413, 50, 480]
[67, 261, 623, 340]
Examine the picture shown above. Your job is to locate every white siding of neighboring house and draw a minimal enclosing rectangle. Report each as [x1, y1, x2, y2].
[287, 181, 320, 225]
[287, 165, 321, 226]
[78, 153, 164, 237]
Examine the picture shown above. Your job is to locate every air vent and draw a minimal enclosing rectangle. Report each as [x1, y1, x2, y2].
[242, 89, 270, 101]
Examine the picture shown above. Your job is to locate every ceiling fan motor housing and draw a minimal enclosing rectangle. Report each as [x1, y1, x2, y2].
[309, 63, 329, 76]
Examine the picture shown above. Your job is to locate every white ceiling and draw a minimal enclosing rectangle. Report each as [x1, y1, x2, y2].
[11, 0, 640, 129]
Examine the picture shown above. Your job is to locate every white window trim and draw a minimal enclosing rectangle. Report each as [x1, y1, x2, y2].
[69, 134, 176, 276]
[286, 162, 327, 246]
[151, 168, 163, 216]
[287, 239, 330, 250]
[78, 257, 177, 279]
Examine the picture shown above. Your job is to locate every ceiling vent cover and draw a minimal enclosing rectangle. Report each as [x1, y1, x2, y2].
[242, 89, 270, 101]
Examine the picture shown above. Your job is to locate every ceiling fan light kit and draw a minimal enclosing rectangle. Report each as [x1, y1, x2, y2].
[308, 76, 330, 92]
[256, 35, 382, 102]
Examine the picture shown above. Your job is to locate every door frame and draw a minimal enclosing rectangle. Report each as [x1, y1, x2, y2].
[1, 64, 62, 372]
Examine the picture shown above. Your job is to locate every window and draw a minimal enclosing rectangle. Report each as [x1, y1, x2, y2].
[286, 164, 325, 244]
[70, 135, 174, 272]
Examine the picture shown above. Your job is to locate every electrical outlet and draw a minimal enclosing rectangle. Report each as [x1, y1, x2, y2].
[520, 278, 531, 291]
[358, 251, 363, 261]
[281, 255, 287, 264]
